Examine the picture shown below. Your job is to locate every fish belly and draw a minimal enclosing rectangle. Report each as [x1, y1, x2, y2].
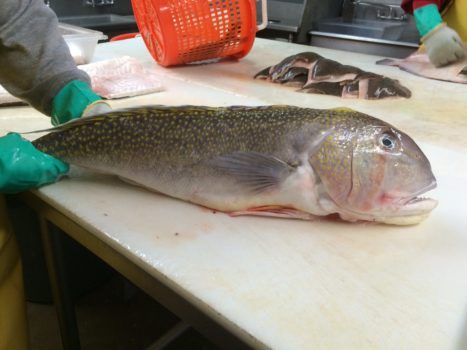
[93, 159, 330, 218]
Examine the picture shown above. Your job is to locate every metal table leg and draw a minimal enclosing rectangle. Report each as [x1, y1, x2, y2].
[146, 321, 190, 350]
[39, 216, 81, 350]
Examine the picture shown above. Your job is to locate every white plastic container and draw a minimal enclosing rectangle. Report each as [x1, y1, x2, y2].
[59, 22, 108, 65]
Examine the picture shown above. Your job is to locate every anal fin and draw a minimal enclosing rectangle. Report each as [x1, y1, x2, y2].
[228, 205, 316, 220]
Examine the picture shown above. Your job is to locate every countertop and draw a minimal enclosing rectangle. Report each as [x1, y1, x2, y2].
[1, 38, 467, 349]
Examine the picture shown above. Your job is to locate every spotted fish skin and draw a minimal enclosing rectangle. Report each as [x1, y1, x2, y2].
[33, 105, 365, 156]
[33, 105, 364, 170]
[255, 52, 412, 99]
[33, 105, 352, 201]
[32, 105, 437, 225]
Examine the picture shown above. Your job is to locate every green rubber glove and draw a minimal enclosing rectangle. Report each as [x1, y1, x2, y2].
[0, 133, 69, 193]
[0, 80, 109, 193]
[51, 80, 102, 125]
[414, 4, 443, 37]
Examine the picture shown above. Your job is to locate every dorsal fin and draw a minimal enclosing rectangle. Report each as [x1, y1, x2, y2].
[22, 107, 153, 134]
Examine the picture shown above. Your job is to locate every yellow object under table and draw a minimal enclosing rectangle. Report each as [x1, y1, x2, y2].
[0, 195, 28, 350]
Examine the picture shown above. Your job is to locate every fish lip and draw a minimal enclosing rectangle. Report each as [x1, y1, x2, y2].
[400, 181, 437, 205]
[379, 181, 437, 206]
[374, 194, 438, 225]
[385, 181, 438, 220]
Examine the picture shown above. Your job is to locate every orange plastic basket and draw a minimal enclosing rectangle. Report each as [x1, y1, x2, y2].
[131, 0, 267, 66]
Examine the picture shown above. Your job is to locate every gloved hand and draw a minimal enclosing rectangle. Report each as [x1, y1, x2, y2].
[0, 133, 69, 193]
[0, 80, 110, 193]
[414, 4, 465, 67]
[422, 24, 465, 67]
[51, 80, 110, 125]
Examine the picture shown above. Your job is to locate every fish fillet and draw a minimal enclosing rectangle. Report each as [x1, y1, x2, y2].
[376, 47, 467, 84]
[78, 56, 164, 98]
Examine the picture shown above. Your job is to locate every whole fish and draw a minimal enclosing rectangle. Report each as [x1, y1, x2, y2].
[377, 47, 467, 84]
[255, 52, 412, 99]
[32, 105, 437, 225]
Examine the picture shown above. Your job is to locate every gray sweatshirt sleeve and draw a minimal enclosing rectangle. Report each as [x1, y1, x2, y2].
[0, 0, 92, 116]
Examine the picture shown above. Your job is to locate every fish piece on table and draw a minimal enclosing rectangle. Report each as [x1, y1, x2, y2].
[255, 52, 411, 99]
[78, 56, 164, 99]
[341, 73, 412, 99]
[32, 105, 437, 225]
[299, 81, 344, 96]
[376, 47, 467, 84]
[277, 67, 309, 87]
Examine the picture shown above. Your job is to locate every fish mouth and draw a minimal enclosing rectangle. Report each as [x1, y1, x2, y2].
[339, 181, 438, 225]
[400, 181, 437, 205]
[403, 196, 434, 205]
[376, 181, 438, 225]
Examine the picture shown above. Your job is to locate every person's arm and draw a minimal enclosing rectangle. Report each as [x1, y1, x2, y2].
[401, 0, 445, 13]
[0, 0, 110, 193]
[0, 0, 96, 116]
[401, 0, 464, 67]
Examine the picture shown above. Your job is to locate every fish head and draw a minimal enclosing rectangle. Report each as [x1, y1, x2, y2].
[312, 119, 437, 225]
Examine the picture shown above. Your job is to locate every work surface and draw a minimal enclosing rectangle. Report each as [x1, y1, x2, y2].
[1, 38, 467, 349]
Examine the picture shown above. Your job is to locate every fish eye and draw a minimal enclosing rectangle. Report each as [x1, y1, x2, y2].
[379, 133, 396, 150]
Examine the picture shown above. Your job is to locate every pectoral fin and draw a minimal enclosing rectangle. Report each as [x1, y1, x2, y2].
[210, 152, 294, 193]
